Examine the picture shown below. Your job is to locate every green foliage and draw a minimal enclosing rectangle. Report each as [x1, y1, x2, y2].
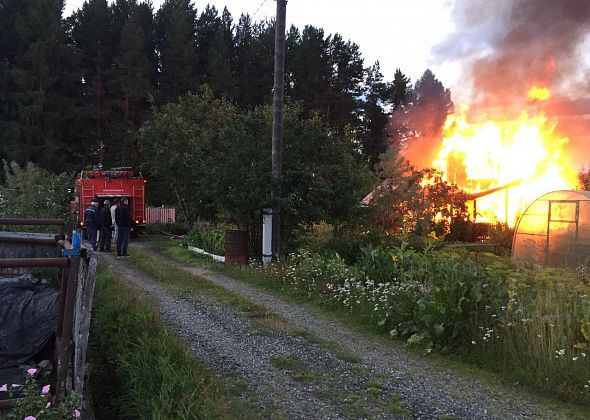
[140, 88, 234, 226]
[88, 266, 228, 419]
[279, 241, 590, 404]
[182, 224, 227, 256]
[0, 160, 73, 220]
[152, 235, 590, 406]
[141, 91, 372, 253]
[487, 222, 515, 249]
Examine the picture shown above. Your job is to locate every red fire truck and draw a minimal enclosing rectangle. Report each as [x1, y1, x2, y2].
[72, 167, 147, 231]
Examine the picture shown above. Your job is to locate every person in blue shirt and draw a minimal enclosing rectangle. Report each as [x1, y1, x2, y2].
[84, 200, 101, 251]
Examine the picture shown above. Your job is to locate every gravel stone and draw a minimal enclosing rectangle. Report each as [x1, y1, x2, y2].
[100, 243, 569, 419]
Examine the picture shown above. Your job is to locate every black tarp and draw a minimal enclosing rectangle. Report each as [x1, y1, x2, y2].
[0, 275, 59, 368]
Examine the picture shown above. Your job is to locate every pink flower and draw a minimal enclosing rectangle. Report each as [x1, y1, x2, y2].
[41, 384, 50, 394]
[0, 384, 6, 392]
[46, 402, 51, 409]
[24, 417, 36, 420]
[73, 409, 81, 418]
[27, 368, 37, 376]
[11, 384, 20, 388]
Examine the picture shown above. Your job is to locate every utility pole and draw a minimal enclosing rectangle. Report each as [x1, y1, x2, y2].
[271, 0, 287, 260]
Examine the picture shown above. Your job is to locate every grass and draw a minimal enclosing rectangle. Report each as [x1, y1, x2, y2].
[146, 236, 590, 418]
[124, 248, 306, 338]
[126, 244, 364, 362]
[269, 355, 317, 382]
[148, 238, 388, 336]
[88, 265, 230, 419]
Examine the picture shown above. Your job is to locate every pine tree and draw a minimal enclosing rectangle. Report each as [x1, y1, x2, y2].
[197, 6, 235, 97]
[155, 0, 197, 102]
[360, 61, 389, 168]
[389, 68, 411, 111]
[413, 69, 453, 137]
[70, 0, 116, 164]
[0, 0, 81, 172]
[113, 10, 153, 166]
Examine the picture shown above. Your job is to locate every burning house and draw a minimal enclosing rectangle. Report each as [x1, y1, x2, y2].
[390, 0, 590, 253]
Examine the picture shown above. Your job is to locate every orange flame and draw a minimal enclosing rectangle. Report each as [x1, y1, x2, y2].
[432, 90, 577, 226]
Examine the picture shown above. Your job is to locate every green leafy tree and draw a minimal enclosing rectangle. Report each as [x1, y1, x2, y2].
[139, 87, 233, 227]
[140, 90, 372, 253]
[214, 104, 372, 248]
[0, 160, 73, 220]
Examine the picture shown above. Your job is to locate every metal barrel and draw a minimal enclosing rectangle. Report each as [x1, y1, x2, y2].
[224, 230, 248, 264]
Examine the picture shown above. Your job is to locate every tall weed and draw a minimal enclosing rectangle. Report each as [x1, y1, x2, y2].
[88, 267, 227, 418]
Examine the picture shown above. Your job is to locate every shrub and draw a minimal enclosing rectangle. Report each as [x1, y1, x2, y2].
[181, 223, 228, 255]
[279, 240, 590, 404]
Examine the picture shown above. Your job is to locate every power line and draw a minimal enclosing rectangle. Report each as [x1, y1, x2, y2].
[252, 0, 269, 19]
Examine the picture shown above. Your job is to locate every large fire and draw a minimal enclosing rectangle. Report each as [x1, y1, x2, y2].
[432, 88, 578, 226]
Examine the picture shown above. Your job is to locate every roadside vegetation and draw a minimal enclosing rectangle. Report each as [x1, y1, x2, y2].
[148, 235, 590, 409]
[88, 266, 231, 419]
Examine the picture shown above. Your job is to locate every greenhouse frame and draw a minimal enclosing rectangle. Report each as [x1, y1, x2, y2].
[512, 190, 590, 267]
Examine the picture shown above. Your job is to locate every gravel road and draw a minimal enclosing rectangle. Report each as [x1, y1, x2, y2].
[100, 242, 569, 419]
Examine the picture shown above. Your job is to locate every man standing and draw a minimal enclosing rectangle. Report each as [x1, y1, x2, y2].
[110, 198, 120, 246]
[115, 197, 132, 258]
[84, 200, 101, 251]
[99, 200, 112, 252]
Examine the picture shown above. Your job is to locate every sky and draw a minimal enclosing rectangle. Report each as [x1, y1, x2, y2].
[63, 0, 462, 97]
[63, 0, 590, 108]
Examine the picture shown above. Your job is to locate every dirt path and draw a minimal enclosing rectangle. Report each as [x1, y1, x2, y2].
[101, 243, 568, 419]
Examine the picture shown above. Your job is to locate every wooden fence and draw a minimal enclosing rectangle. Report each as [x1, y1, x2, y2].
[0, 219, 97, 412]
[146, 207, 176, 224]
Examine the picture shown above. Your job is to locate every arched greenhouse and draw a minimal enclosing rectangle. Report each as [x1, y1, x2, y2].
[512, 190, 590, 267]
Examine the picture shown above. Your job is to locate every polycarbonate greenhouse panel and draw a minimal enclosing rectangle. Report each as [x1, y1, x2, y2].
[512, 190, 590, 267]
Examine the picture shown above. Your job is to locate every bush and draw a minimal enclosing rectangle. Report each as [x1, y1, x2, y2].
[278, 240, 590, 404]
[181, 223, 229, 256]
[0, 160, 72, 222]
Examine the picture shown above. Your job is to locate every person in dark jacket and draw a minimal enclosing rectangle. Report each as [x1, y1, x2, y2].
[84, 200, 101, 251]
[99, 200, 112, 252]
[115, 197, 132, 258]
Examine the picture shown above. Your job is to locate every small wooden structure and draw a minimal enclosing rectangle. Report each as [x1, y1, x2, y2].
[0, 218, 97, 409]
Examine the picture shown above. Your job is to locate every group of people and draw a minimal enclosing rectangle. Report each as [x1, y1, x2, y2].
[83, 197, 133, 258]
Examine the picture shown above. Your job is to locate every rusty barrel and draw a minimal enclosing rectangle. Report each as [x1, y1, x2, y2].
[224, 230, 248, 264]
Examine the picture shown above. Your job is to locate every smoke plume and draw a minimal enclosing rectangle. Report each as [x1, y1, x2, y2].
[433, 0, 590, 107]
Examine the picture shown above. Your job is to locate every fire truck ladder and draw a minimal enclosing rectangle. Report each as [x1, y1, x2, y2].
[133, 185, 144, 223]
[81, 183, 95, 207]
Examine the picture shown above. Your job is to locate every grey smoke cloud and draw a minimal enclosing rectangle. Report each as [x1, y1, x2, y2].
[433, 0, 590, 105]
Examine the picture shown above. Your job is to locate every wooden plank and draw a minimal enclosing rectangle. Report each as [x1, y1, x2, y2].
[0, 258, 68, 268]
[54, 255, 80, 402]
[73, 250, 98, 394]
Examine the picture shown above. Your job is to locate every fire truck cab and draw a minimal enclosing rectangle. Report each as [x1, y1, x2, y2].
[72, 167, 147, 231]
